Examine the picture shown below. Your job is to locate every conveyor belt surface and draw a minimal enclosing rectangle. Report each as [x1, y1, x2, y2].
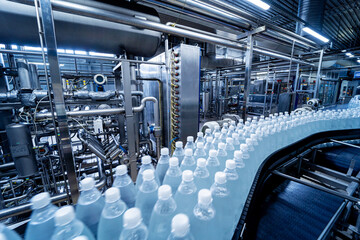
[317, 146, 360, 175]
[255, 180, 343, 240]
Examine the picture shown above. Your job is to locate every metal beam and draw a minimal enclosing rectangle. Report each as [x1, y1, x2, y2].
[330, 139, 360, 150]
[39, 0, 79, 203]
[237, 26, 267, 40]
[314, 49, 324, 98]
[242, 34, 253, 122]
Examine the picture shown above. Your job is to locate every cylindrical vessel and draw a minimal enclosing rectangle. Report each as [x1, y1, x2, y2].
[29, 64, 41, 90]
[16, 59, 32, 90]
[202, 92, 210, 115]
[6, 123, 38, 177]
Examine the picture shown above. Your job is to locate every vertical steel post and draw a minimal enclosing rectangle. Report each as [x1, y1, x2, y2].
[121, 62, 138, 181]
[242, 34, 254, 121]
[39, 0, 79, 203]
[314, 49, 324, 98]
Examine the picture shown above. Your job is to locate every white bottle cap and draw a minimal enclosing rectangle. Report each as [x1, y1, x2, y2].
[116, 165, 127, 176]
[232, 133, 239, 139]
[158, 185, 172, 200]
[214, 132, 221, 138]
[123, 208, 142, 229]
[31, 192, 51, 209]
[184, 148, 193, 156]
[80, 177, 95, 191]
[105, 187, 120, 203]
[142, 169, 155, 181]
[226, 138, 233, 144]
[205, 129, 211, 134]
[175, 141, 183, 148]
[215, 172, 227, 184]
[215, 125, 220, 130]
[72, 236, 89, 240]
[197, 132, 203, 137]
[234, 150, 242, 159]
[218, 142, 225, 149]
[54, 206, 75, 226]
[161, 148, 169, 155]
[198, 189, 212, 205]
[171, 214, 190, 237]
[209, 150, 217, 157]
[231, 120, 236, 126]
[197, 158, 206, 167]
[226, 160, 236, 169]
[197, 142, 204, 148]
[229, 125, 235, 130]
[206, 137, 213, 142]
[141, 155, 151, 164]
[246, 138, 252, 145]
[186, 136, 194, 142]
[221, 129, 227, 134]
[169, 157, 179, 166]
[223, 123, 229, 127]
[240, 144, 248, 151]
[182, 170, 194, 182]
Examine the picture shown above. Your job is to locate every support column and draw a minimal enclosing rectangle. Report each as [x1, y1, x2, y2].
[242, 34, 254, 122]
[314, 49, 324, 99]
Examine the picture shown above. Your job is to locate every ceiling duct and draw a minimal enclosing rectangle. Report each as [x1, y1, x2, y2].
[298, 0, 326, 41]
[0, 0, 161, 57]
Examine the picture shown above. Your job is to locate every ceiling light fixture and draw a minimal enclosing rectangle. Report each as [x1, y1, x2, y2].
[246, 0, 270, 10]
[302, 27, 329, 43]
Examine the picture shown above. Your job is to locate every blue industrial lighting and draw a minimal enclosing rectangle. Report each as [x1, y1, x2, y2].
[246, 0, 270, 10]
[302, 27, 329, 43]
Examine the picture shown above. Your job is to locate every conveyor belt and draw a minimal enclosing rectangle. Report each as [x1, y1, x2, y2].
[317, 146, 360, 175]
[255, 180, 344, 240]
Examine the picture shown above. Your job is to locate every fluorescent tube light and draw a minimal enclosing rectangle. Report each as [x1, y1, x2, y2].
[89, 52, 115, 58]
[75, 50, 87, 55]
[246, 0, 270, 10]
[346, 53, 352, 56]
[302, 27, 329, 43]
[28, 62, 64, 67]
[357, 59, 360, 63]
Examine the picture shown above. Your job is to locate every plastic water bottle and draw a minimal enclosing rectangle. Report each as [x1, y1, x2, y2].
[76, 177, 105, 237]
[148, 185, 177, 240]
[119, 208, 148, 240]
[219, 129, 227, 143]
[167, 214, 194, 240]
[204, 137, 215, 152]
[210, 172, 231, 239]
[191, 189, 216, 240]
[206, 150, 220, 179]
[212, 132, 221, 150]
[0, 223, 21, 240]
[232, 133, 241, 150]
[225, 138, 235, 161]
[113, 165, 136, 208]
[135, 169, 159, 226]
[174, 170, 197, 216]
[195, 132, 204, 145]
[136, 156, 158, 191]
[156, 148, 170, 184]
[213, 125, 221, 135]
[184, 136, 196, 151]
[227, 125, 235, 138]
[25, 192, 58, 240]
[223, 160, 239, 214]
[180, 149, 196, 172]
[194, 142, 207, 159]
[193, 158, 210, 190]
[163, 157, 182, 195]
[222, 122, 229, 131]
[172, 142, 185, 165]
[97, 187, 127, 240]
[204, 128, 212, 139]
[51, 206, 95, 240]
[217, 142, 228, 169]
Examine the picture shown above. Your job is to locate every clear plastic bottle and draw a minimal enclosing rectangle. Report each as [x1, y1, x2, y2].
[0, 223, 21, 240]
[232, 133, 241, 150]
[219, 129, 227, 143]
[204, 128, 212, 139]
[163, 157, 182, 195]
[25, 192, 58, 240]
[97, 188, 127, 240]
[119, 208, 148, 240]
[222, 122, 229, 131]
[136, 156, 158, 191]
[191, 189, 216, 240]
[206, 150, 220, 179]
[156, 148, 170, 185]
[135, 169, 159, 226]
[210, 172, 231, 240]
[76, 177, 105, 237]
[194, 142, 206, 158]
[212, 132, 221, 150]
[213, 125, 221, 135]
[227, 125, 235, 138]
[225, 138, 235, 161]
[113, 165, 136, 208]
[148, 185, 177, 240]
[217, 142, 228, 169]
[174, 170, 197, 216]
[193, 158, 210, 190]
[195, 132, 204, 145]
[180, 149, 196, 172]
[167, 214, 194, 240]
[51, 206, 95, 240]
[204, 137, 215, 152]
[184, 136, 196, 151]
[172, 142, 185, 165]
[223, 160, 239, 213]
